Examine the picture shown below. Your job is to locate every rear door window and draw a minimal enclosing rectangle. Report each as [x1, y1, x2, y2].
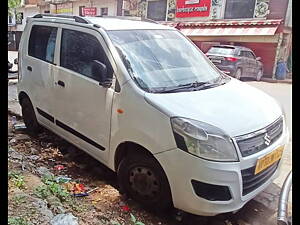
[28, 25, 57, 63]
[60, 29, 113, 82]
[248, 51, 256, 59]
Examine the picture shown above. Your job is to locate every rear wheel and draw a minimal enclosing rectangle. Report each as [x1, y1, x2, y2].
[256, 69, 263, 81]
[117, 153, 172, 211]
[235, 68, 242, 80]
[21, 97, 41, 135]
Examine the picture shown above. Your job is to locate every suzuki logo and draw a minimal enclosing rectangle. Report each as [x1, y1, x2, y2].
[264, 133, 271, 146]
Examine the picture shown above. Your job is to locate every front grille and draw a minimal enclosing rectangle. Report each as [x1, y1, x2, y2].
[241, 161, 279, 195]
[236, 117, 283, 157]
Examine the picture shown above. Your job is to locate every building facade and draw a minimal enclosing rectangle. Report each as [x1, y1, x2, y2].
[8, 0, 292, 79]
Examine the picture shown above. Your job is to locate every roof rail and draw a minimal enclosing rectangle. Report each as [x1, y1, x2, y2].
[96, 15, 159, 24]
[141, 17, 159, 24]
[32, 14, 91, 24]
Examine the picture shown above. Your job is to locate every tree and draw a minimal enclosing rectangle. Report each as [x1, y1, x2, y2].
[8, 0, 21, 16]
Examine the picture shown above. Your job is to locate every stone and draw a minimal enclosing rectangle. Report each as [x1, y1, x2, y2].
[15, 134, 30, 141]
[8, 148, 23, 161]
[27, 155, 40, 161]
[50, 213, 79, 225]
[36, 167, 54, 178]
[31, 148, 39, 154]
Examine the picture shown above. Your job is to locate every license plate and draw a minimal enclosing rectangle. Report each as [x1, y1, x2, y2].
[254, 146, 284, 175]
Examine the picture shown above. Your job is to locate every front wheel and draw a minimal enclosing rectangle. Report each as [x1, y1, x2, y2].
[117, 153, 172, 211]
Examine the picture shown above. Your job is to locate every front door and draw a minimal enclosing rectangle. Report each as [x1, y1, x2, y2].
[53, 26, 115, 162]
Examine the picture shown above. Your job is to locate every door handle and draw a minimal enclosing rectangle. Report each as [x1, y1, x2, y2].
[57, 80, 65, 87]
[27, 66, 32, 71]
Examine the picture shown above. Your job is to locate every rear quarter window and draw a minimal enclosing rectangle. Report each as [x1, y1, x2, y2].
[28, 25, 57, 63]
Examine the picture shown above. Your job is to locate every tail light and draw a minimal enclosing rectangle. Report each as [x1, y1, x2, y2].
[225, 57, 238, 62]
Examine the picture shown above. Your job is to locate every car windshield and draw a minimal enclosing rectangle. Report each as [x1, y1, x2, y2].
[207, 47, 235, 55]
[108, 30, 225, 93]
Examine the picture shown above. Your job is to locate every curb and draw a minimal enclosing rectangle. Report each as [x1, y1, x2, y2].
[260, 78, 292, 84]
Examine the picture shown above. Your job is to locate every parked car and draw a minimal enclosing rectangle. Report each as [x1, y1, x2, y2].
[206, 45, 264, 81]
[18, 14, 288, 217]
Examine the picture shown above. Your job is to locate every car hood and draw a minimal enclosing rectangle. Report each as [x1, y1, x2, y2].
[144, 79, 282, 137]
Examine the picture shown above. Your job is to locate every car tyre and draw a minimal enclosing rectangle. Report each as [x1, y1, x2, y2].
[117, 153, 172, 212]
[235, 68, 242, 80]
[256, 69, 263, 81]
[21, 97, 41, 135]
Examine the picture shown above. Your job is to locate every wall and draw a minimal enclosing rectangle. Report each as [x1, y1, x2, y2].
[285, 0, 292, 27]
[72, 0, 118, 16]
[267, 0, 288, 20]
[16, 6, 40, 31]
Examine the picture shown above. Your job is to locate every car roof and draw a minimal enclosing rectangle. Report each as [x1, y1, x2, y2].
[212, 45, 252, 51]
[29, 15, 174, 31]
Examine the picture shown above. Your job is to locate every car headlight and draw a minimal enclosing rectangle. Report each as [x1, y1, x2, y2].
[171, 117, 238, 162]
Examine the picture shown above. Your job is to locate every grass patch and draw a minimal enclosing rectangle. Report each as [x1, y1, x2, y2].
[8, 171, 26, 189]
[12, 195, 27, 204]
[8, 217, 30, 225]
[34, 175, 86, 213]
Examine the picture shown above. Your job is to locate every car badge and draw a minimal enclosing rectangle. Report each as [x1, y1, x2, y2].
[264, 133, 271, 146]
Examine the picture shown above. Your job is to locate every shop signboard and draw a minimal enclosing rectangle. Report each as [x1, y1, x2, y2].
[176, 0, 211, 17]
[83, 7, 97, 16]
[56, 3, 73, 15]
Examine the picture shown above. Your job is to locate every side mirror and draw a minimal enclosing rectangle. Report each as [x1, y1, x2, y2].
[14, 58, 18, 64]
[91, 60, 112, 88]
[256, 57, 261, 61]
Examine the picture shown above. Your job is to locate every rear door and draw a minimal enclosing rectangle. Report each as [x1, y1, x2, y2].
[52, 25, 116, 163]
[238, 50, 250, 76]
[247, 51, 259, 76]
[24, 23, 58, 128]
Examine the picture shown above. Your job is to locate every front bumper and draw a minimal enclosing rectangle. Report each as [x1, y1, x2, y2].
[154, 127, 288, 216]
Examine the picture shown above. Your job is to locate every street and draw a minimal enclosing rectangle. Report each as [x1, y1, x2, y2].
[8, 61, 292, 224]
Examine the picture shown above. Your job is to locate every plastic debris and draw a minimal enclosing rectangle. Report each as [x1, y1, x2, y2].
[11, 116, 17, 125]
[121, 205, 130, 212]
[55, 176, 72, 183]
[14, 123, 27, 131]
[54, 165, 65, 171]
[87, 187, 99, 194]
[63, 182, 88, 197]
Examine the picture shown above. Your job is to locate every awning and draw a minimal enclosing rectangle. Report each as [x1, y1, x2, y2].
[160, 19, 282, 37]
[179, 25, 279, 36]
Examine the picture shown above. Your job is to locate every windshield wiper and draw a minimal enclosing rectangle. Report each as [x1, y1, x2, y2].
[153, 81, 210, 93]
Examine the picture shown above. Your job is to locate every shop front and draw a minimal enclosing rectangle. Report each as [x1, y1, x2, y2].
[161, 19, 286, 78]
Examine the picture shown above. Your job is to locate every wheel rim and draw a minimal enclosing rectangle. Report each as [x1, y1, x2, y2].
[257, 70, 262, 80]
[236, 69, 241, 79]
[129, 166, 160, 199]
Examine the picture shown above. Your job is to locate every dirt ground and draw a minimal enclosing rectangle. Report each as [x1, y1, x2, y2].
[8, 113, 291, 225]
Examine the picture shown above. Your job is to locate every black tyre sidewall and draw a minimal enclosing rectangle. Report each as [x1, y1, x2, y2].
[117, 154, 172, 211]
[21, 98, 40, 135]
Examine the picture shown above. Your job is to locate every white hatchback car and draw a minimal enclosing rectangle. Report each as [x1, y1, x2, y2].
[17, 14, 288, 216]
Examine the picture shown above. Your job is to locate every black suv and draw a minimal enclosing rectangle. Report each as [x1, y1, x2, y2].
[206, 45, 263, 81]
